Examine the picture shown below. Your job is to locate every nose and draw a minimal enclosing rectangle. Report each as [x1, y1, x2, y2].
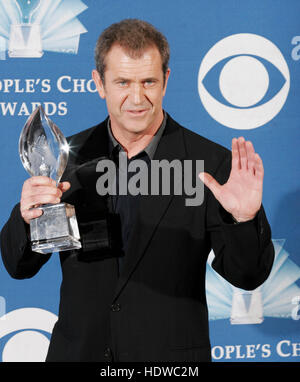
[129, 83, 143, 105]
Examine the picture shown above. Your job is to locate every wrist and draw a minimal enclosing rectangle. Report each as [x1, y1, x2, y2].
[231, 214, 256, 223]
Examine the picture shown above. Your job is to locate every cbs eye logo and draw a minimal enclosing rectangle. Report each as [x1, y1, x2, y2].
[0, 307, 57, 362]
[198, 33, 290, 130]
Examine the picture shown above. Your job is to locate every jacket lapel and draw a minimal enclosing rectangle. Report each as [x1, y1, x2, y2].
[112, 115, 187, 301]
[63, 115, 187, 301]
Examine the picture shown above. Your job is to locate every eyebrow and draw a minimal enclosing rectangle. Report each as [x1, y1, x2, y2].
[113, 77, 127, 82]
[113, 77, 158, 83]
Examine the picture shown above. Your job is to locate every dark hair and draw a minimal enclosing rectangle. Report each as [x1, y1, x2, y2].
[94, 19, 170, 84]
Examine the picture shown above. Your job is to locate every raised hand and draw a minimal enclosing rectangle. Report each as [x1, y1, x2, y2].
[199, 137, 264, 222]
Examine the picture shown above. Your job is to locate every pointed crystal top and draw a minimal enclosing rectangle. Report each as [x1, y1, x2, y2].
[15, 0, 41, 24]
[19, 105, 69, 184]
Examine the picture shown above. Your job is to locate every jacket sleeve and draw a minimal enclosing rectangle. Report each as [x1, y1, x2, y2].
[0, 203, 51, 279]
[206, 153, 275, 290]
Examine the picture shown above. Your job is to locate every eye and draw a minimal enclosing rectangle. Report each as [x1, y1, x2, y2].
[198, 33, 290, 130]
[144, 79, 155, 87]
[117, 80, 128, 87]
[203, 55, 285, 109]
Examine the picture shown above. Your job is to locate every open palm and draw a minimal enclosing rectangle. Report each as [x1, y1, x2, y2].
[199, 137, 263, 222]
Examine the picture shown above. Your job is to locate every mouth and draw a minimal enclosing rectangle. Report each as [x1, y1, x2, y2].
[125, 109, 149, 117]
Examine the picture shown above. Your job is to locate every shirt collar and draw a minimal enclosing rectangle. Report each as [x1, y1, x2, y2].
[107, 111, 167, 160]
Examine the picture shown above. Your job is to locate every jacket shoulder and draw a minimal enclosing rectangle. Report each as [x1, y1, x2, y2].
[65, 118, 109, 164]
[167, 115, 231, 183]
[183, 126, 230, 158]
[66, 119, 107, 146]
[168, 115, 231, 164]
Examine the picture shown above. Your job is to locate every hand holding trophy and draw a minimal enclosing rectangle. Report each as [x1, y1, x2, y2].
[19, 105, 81, 254]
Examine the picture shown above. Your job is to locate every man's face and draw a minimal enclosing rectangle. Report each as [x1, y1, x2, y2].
[92, 44, 170, 136]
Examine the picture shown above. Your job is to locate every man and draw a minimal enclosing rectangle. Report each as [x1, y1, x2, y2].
[0, 19, 274, 362]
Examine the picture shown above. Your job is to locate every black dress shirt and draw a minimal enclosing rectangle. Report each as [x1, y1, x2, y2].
[107, 112, 167, 272]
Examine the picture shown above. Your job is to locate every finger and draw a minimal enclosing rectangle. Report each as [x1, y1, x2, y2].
[245, 140, 255, 175]
[237, 137, 247, 170]
[231, 138, 240, 170]
[198, 172, 221, 199]
[58, 181, 71, 193]
[26, 176, 56, 188]
[254, 153, 264, 180]
[21, 194, 61, 210]
[21, 207, 43, 224]
[23, 185, 62, 198]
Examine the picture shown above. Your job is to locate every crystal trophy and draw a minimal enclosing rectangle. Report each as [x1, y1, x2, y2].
[19, 105, 81, 254]
[230, 287, 263, 324]
[8, 0, 43, 58]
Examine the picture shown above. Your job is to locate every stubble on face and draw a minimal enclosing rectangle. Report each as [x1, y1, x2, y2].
[94, 44, 170, 152]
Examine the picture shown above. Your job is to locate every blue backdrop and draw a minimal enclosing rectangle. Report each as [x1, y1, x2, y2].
[0, 0, 299, 362]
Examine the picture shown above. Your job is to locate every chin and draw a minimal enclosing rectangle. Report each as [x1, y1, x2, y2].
[123, 119, 152, 134]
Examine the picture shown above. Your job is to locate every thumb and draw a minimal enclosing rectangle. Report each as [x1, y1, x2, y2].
[58, 181, 71, 193]
[198, 172, 221, 199]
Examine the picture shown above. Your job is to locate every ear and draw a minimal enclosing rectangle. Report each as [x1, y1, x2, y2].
[92, 69, 106, 99]
[162, 68, 171, 96]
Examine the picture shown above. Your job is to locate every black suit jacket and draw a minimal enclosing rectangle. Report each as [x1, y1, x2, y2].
[0, 114, 274, 362]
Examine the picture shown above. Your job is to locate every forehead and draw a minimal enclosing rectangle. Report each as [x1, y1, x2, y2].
[104, 44, 163, 78]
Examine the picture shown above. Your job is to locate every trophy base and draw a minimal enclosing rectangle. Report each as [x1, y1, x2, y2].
[8, 50, 43, 58]
[32, 236, 82, 254]
[8, 24, 43, 58]
[230, 288, 264, 325]
[30, 202, 81, 254]
[230, 317, 264, 325]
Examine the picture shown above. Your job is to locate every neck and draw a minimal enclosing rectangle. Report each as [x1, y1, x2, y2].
[110, 111, 164, 159]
